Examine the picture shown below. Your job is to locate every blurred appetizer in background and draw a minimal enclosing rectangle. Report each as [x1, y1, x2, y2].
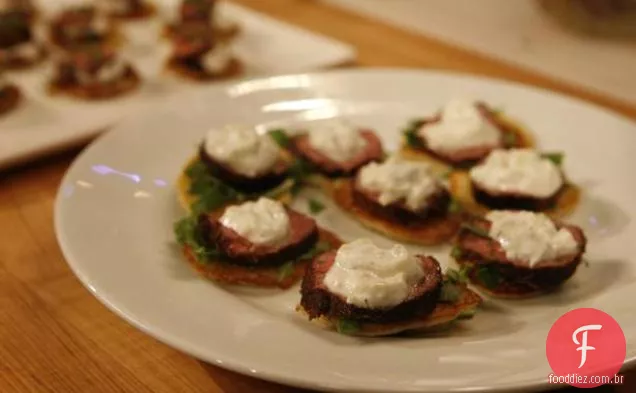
[297, 238, 481, 336]
[283, 119, 385, 188]
[96, 0, 154, 20]
[452, 210, 587, 298]
[178, 125, 303, 214]
[401, 100, 533, 171]
[165, 0, 239, 41]
[0, 70, 21, 116]
[167, 24, 240, 81]
[49, 5, 116, 50]
[0, 9, 46, 69]
[0, 0, 36, 20]
[174, 197, 342, 288]
[48, 45, 140, 100]
[449, 148, 579, 217]
[332, 155, 460, 245]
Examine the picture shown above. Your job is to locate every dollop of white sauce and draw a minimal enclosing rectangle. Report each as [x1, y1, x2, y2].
[486, 210, 579, 266]
[357, 155, 440, 211]
[469, 148, 563, 198]
[220, 198, 290, 246]
[418, 99, 500, 153]
[323, 239, 425, 309]
[307, 120, 367, 163]
[201, 44, 233, 74]
[204, 125, 280, 177]
[76, 58, 127, 85]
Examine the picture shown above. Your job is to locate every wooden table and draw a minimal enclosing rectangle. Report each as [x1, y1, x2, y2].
[1, 1, 634, 392]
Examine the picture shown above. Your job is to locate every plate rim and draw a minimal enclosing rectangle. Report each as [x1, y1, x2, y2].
[54, 67, 636, 393]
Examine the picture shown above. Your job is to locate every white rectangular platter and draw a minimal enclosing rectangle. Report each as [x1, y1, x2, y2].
[0, 1, 355, 169]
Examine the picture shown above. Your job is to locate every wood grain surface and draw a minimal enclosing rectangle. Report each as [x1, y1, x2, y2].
[1, 1, 635, 392]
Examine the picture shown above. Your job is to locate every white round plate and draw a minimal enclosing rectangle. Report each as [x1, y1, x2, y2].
[55, 69, 636, 393]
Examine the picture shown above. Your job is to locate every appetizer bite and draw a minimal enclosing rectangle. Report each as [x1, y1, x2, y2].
[166, 24, 240, 81]
[0, 71, 21, 116]
[174, 197, 342, 288]
[177, 125, 301, 214]
[0, 9, 46, 69]
[285, 119, 385, 188]
[449, 148, 579, 217]
[297, 239, 481, 336]
[401, 100, 533, 171]
[452, 210, 587, 298]
[48, 45, 140, 100]
[49, 6, 116, 50]
[97, 0, 154, 20]
[331, 155, 460, 245]
[165, 0, 239, 41]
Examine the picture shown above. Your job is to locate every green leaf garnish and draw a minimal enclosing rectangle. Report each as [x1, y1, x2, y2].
[583, 259, 590, 268]
[268, 129, 290, 148]
[185, 160, 208, 178]
[403, 119, 424, 148]
[542, 152, 564, 166]
[450, 246, 463, 260]
[277, 261, 295, 282]
[336, 319, 360, 335]
[186, 160, 243, 214]
[300, 241, 331, 260]
[502, 132, 517, 147]
[288, 158, 313, 196]
[445, 266, 469, 284]
[440, 282, 461, 303]
[173, 215, 219, 263]
[308, 198, 325, 214]
[457, 309, 477, 320]
[476, 265, 502, 289]
[447, 199, 461, 213]
[460, 223, 490, 238]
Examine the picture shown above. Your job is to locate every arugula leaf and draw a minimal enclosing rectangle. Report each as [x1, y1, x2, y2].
[502, 132, 517, 147]
[173, 215, 219, 263]
[450, 246, 463, 260]
[541, 152, 564, 166]
[268, 129, 291, 147]
[186, 160, 243, 214]
[445, 266, 469, 284]
[277, 261, 295, 282]
[447, 199, 461, 213]
[476, 265, 502, 289]
[456, 309, 477, 320]
[308, 198, 325, 214]
[403, 119, 424, 148]
[288, 158, 313, 196]
[460, 223, 490, 238]
[185, 160, 208, 178]
[300, 241, 331, 260]
[440, 282, 461, 303]
[336, 319, 360, 335]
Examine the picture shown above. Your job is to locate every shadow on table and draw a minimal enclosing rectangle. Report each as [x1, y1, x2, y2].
[199, 361, 318, 393]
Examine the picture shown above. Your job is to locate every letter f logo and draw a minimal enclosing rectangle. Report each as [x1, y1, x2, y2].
[572, 324, 603, 368]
